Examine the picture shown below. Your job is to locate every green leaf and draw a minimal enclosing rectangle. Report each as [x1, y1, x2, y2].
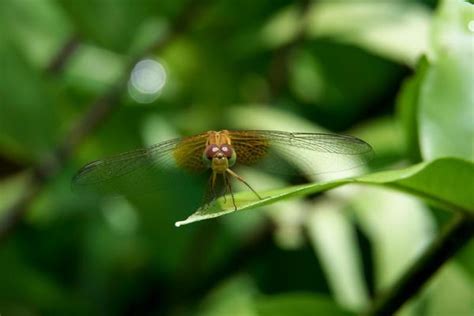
[0, 0, 72, 67]
[351, 186, 435, 296]
[307, 206, 369, 311]
[57, 0, 158, 53]
[255, 293, 354, 316]
[198, 276, 258, 316]
[306, 1, 432, 66]
[361, 159, 473, 214]
[424, 262, 474, 316]
[176, 158, 473, 226]
[64, 44, 126, 92]
[0, 36, 58, 160]
[418, 0, 474, 160]
[396, 57, 429, 162]
[262, 2, 432, 66]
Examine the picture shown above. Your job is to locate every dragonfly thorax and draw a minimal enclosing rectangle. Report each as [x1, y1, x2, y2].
[203, 144, 236, 173]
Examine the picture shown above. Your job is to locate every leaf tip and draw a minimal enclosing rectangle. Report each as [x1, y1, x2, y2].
[174, 221, 182, 227]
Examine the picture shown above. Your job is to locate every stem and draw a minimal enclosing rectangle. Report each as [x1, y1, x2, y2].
[362, 213, 474, 316]
[46, 34, 80, 74]
[267, 0, 311, 100]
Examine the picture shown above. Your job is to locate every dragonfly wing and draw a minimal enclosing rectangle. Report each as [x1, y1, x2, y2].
[72, 133, 209, 196]
[229, 130, 373, 177]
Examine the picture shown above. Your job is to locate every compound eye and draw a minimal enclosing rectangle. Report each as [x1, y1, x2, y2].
[220, 144, 233, 158]
[205, 144, 220, 159]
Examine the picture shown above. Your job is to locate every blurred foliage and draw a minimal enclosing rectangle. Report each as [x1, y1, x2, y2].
[0, 0, 473, 316]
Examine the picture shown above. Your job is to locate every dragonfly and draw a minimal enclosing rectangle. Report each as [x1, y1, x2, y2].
[72, 130, 373, 210]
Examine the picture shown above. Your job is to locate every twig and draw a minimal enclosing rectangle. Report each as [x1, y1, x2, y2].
[0, 154, 27, 178]
[0, 176, 42, 238]
[362, 213, 474, 316]
[267, 0, 311, 100]
[46, 34, 80, 74]
[0, 0, 202, 241]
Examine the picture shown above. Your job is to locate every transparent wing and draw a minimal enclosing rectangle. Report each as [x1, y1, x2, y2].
[228, 130, 374, 177]
[72, 133, 209, 196]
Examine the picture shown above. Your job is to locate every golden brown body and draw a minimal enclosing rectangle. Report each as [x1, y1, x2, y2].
[202, 130, 261, 208]
[205, 130, 233, 173]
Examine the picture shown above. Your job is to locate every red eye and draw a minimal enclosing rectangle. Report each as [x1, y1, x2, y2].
[205, 144, 219, 159]
[220, 145, 233, 158]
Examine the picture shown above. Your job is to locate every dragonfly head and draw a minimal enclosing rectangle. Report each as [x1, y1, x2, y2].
[203, 144, 236, 173]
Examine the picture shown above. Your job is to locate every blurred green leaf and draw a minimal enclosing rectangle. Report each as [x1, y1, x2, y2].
[456, 240, 474, 279]
[0, 173, 30, 217]
[288, 49, 325, 104]
[295, 41, 403, 130]
[307, 1, 431, 67]
[57, 0, 160, 53]
[261, 5, 301, 48]
[351, 186, 434, 299]
[228, 105, 325, 132]
[64, 44, 126, 92]
[176, 158, 473, 226]
[418, 0, 474, 160]
[255, 293, 354, 316]
[424, 262, 474, 316]
[307, 203, 369, 311]
[0, 0, 72, 67]
[396, 57, 429, 162]
[0, 37, 58, 160]
[198, 276, 258, 316]
[350, 116, 404, 166]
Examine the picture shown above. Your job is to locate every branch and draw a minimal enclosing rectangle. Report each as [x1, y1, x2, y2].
[0, 0, 202, 242]
[46, 34, 80, 74]
[362, 212, 474, 316]
[267, 0, 311, 100]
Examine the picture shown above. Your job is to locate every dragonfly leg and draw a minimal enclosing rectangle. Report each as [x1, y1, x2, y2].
[202, 172, 218, 208]
[224, 172, 237, 210]
[211, 171, 219, 202]
[222, 175, 228, 204]
[226, 168, 262, 200]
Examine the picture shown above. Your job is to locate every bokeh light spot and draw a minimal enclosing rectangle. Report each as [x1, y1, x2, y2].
[128, 59, 167, 104]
